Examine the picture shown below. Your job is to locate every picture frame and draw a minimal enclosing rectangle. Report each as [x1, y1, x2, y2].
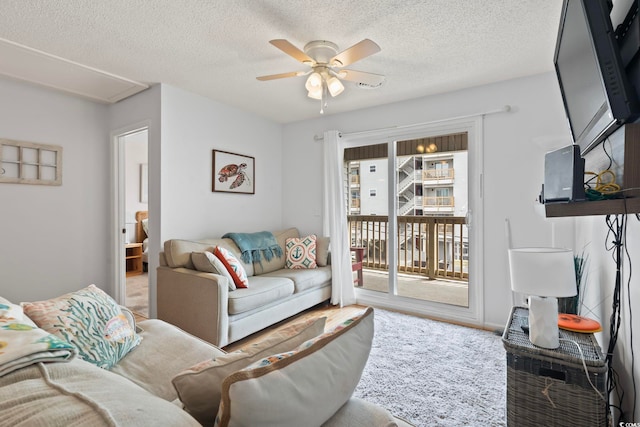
[212, 149, 255, 194]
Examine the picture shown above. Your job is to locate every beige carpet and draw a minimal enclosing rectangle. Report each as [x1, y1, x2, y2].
[126, 272, 149, 317]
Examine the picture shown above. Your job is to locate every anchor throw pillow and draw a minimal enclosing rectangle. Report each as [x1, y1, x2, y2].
[285, 235, 317, 269]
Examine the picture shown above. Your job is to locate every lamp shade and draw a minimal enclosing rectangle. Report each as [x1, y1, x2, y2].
[508, 247, 577, 297]
[326, 76, 344, 97]
[305, 72, 322, 91]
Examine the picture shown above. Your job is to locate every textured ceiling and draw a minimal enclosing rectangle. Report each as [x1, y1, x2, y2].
[0, 1, 563, 123]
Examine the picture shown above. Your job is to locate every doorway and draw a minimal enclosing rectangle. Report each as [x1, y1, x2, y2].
[112, 126, 149, 317]
[343, 117, 484, 325]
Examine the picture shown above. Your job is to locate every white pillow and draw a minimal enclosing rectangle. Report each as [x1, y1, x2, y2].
[173, 316, 326, 425]
[215, 307, 374, 427]
[191, 251, 236, 291]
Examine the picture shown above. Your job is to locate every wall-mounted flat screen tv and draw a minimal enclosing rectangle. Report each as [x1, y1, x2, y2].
[554, 0, 640, 155]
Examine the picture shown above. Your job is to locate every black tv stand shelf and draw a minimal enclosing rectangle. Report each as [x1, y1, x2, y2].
[545, 197, 640, 217]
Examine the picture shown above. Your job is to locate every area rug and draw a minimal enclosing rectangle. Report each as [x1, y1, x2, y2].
[353, 308, 506, 427]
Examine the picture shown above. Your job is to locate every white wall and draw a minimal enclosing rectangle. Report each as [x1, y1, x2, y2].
[0, 77, 110, 302]
[282, 72, 572, 328]
[159, 85, 284, 242]
[109, 84, 283, 317]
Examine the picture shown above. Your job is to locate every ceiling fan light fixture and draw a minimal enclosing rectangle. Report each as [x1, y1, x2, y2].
[307, 86, 322, 100]
[305, 72, 323, 91]
[327, 76, 344, 97]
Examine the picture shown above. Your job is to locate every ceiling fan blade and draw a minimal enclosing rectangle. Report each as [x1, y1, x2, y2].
[269, 39, 315, 64]
[339, 69, 385, 86]
[330, 39, 381, 67]
[256, 71, 306, 81]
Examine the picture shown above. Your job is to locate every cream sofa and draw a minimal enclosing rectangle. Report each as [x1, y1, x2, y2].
[0, 293, 414, 426]
[157, 228, 332, 347]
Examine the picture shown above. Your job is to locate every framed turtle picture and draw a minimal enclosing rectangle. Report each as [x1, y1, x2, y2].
[212, 149, 255, 194]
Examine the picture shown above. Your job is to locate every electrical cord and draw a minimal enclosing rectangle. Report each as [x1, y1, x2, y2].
[558, 338, 606, 402]
[584, 138, 621, 200]
[604, 214, 627, 423]
[584, 170, 621, 200]
[630, 214, 638, 421]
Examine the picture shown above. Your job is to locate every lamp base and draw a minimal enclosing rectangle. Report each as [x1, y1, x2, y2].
[528, 296, 559, 349]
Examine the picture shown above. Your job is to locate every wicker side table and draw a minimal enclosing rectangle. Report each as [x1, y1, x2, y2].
[502, 307, 608, 427]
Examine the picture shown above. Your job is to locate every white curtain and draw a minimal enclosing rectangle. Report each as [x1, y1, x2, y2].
[323, 130, 356, 307]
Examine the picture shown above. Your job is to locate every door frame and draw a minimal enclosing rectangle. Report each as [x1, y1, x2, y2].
[342, 116, 485, 326]
[110, 122, 150, 306]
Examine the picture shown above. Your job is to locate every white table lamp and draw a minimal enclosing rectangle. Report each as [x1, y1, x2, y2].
[508, 247, 577, 349]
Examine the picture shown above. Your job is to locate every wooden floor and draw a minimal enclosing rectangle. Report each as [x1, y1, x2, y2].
[223, 303, 367, 352]
[131, 303, 367, 352]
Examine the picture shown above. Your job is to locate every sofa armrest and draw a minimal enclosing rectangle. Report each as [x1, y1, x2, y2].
[157, 266, 230, 347]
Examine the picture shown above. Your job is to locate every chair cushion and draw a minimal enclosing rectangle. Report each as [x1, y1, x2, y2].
[163, 238, 254, 276]
[262, 266, 332, 293]
[316, 236, 330, 267]
[227, 276, 294, 315]
[0, 358, 201, 426]
[252, 228, 299, 275]
[111, 319, 225, 402]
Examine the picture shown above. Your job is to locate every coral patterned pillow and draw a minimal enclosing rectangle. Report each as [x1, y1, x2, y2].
[21, 285, 141, 369]
[285, 235, 317, 269]
[214, 246, 249, 288]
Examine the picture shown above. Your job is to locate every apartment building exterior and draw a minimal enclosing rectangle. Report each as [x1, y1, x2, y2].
[347, 149, 469, 276]
[348, 151, 468, 218]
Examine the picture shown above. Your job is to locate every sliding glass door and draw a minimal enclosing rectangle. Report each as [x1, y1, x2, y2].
[343, 118, 483, 324]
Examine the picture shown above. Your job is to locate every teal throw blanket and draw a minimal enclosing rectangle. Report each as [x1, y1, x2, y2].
[222, 231, 283, 264]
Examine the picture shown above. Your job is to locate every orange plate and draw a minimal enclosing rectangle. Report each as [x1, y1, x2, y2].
[558, 313, 602, 333]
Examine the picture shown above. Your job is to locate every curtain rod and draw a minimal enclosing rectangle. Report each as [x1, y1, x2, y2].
[313, 105, 512, 141]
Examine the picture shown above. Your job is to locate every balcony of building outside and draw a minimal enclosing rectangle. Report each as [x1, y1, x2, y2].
[348, 214, 468, 307]
[350, 174, 360, 186]
[423, 196, 455, 213]
[423, 168, 454, 185]
[350, 198, 361, 214]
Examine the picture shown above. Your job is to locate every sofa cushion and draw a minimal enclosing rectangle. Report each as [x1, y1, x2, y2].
[227, 276, 294, 315]
[285, 234, 318, 269]
[191, 251, 236, 291]
[163, 238, 254, 276]
[214, 247, 249, 288]
[262, 266, 332, 293]
[172, 317, 326, 426]
[252, 228, 299, 275]
[316, 236, 330, 267]
[0, 358, 200, 426]
[22, 285, 141, 370]
[111, 319, 225, 402]
[215, 307, 374, 427]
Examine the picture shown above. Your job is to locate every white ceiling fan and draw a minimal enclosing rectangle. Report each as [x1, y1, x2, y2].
[257, 39, 385, 113]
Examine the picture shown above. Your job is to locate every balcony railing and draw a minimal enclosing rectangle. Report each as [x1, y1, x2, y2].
[423, 168, 454, 181]
[348, 215, 468, 281]
[423, 196, 454, 207]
